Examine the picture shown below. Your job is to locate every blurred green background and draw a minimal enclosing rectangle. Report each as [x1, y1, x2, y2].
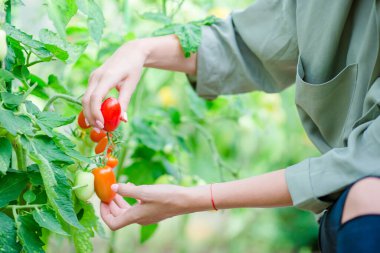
[15, 0, 320, 252]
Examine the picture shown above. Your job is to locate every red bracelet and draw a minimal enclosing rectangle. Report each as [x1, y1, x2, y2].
[210, 184, 218, 211]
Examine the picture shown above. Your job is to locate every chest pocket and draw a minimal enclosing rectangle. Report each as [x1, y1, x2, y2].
[295, 57, 358, 150]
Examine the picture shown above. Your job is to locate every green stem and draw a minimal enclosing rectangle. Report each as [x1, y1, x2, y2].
[43, 94, 82, 111]
[7, 204, 45, 209]
[25, 59, 44, 67]
[4, 0, 11, 92]
[22, 81, 38, 99]
[8, 134, 26, 171]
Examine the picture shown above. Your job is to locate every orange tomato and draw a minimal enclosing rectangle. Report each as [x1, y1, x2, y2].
[92, 166, 116, 203]
[77, 111, 90, 129]
[95, 137, 113, 154]
[90, 129, 107, 142]
[106, 154, 119, 168]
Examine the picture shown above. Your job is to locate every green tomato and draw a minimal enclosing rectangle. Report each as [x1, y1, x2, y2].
[74, 171, 94, 201]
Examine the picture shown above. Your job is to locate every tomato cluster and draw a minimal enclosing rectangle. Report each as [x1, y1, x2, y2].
[75, 98, 122, 203]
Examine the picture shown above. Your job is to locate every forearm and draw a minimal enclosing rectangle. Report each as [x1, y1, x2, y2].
[131, 35, 197, 75]
[185, 169, 293, 212]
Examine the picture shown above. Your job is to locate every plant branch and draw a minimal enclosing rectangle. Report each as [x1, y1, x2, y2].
[8, 134, 27, 171]
[25, 59, 44, 67]
[43, 94, 82, 111]
[22, 81, 38, 99]
[7, 204, 45, 209]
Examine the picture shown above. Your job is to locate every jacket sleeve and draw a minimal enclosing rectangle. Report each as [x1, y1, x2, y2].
[189, 0, 298, 99]
[286, 115, 380, 213]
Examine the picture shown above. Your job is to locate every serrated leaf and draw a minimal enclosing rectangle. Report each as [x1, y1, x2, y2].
[0, 69, 15, 82]
[50, 163, 83, 229]
[141, 12, 171, 24]
[25, 101, 41, 116]
[30, 136, 73, 164]
[153, 16, 218, 58]
[17, 214, 45, 253]
[0, 92, 24, 109]
[3, 23, 52, 59]
[27, 164, 43, 186]
[23, 190, 36, 204]
[52, 132, 91, 163]
[5, 38, 26, 70]
[12, 65, 30, 81]
[29, 152, 57, 190]
[0, 212, 22, 253]
[0, 171, 28, 208]
[77, 0, 105, 44]
[73, 228, 93, 253]
[39, 29, 86, 63]
[0, 108, 34, 136]
[32, 207, 69, 236]
[140, 224, 158, 243]
[46, 0, 78, 38]
[0, 138, 12, 174]
[36, 112, 75, 128]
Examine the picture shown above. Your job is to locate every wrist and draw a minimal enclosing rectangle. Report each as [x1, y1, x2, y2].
[181, 185, 213, 213]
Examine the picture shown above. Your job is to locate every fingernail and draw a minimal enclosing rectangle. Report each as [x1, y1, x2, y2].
[111, 184, 119, 192]
[85, 118, 89, 126]
[96, 120, 104, 129]
[93, 127, 100, 133]
[121, 112, 128, 123]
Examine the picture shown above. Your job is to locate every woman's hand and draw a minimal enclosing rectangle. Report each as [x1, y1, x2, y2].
[82, 41, 147, 130]
[100, 183, 208, 230]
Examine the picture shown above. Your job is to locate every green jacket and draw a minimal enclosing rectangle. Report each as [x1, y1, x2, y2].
[191, 0, 380, 213]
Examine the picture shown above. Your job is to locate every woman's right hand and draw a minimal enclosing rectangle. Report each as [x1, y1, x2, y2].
[82, 40, 148, 130]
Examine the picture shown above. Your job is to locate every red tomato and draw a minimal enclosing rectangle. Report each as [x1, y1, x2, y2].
[101, 97, 121, 132]
[92, 166, 116, 203]
[77, 111, 90, 129]
[95, 137, 113, 154]
[106, 154, 119, 168]
[90, 129, 107, 142]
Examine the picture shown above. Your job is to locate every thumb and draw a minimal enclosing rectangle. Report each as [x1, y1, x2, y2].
[111, 183, 143, 199]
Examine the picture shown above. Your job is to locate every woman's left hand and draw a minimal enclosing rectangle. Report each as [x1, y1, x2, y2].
[100, 183, 203, 230]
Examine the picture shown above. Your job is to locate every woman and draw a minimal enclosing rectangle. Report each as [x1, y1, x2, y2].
[82, 0, 380, 252]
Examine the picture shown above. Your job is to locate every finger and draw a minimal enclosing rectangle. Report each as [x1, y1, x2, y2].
[118, 74, 140, 114]
[111, 183, 144, 199]
[114, 194, 131, 209]
[100, 202, 114, 226]
[109, 200, 123, 216]
[89, 74, 123, 129]
[83, 70, 102, 126]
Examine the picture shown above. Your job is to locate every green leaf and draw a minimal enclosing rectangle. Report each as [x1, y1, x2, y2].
[12, 65, 30, 81]
[29, 74, 47, 88]
[50, 163, 83, 229]
[32, 207, 69, 236]
[0, 108, 33, 136]
[0, 138, 12, 174]
[25, 101, 41, 116]
[46, 0, 78, 38]
[77, 0, 105, 44]
[34, 111, 75, 137]
[141, 12, 171, 25]
[0, 212, 22, 253]
[27, 164, 43, 186]
[29, 152, 58, 190]
[72, 228, 93, 253]
[3, 23, 52, 59]
[17, 214, 45, 253]
[0, 69, 15, 82]
[140, 224, 158, 243]
[39, 29, 86, 63]
[124, 160, 166, 185]
[23, 190, 36, 204]
[30, 136, 73, 164]
[48, 74, 68, 94]
[131, 118, 165, 151]
[186, 86, 206, 119]
[0, 171, 28, 208]
[52, 132, 91, 163]
[153, 16, 218, 58]
[0, 92, 24, 109]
